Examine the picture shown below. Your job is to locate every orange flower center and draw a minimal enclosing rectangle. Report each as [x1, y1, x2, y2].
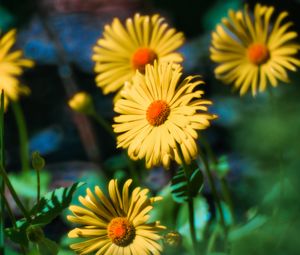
[132, 48, 157, 73]
[146, 100, 170, 126]
[107, 217, 135, 246]
[247, 43, 270, 65]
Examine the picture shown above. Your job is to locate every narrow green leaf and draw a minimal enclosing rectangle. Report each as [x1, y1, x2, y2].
[171, 167, 204, 203]
[5, 182, 84, 247]
[37, 237, 59, 255]
[30, 182, 85, 225]
[189, 168, 204, 197]
[229, 215, 268, 241]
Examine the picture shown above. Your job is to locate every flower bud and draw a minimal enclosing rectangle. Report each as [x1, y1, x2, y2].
[68, 92, 94, 115]
[32, 151, 45, 171]
[164, 231, 182, 248]
[26, 225, 45, 243]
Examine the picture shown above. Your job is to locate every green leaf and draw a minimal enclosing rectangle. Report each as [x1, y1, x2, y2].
[9, 170, 50, 199]
[171, 168, 189, 203]
[189, 168, 204, 197]
[37, 237, 59, 255]
[5, 224, 29, 247]
[30, 182, 85, 225]
[171, 167, 203, 203]
[6, 182, 84, 247]
[229, 215, 268, 241]
[214, 155, 230, 178]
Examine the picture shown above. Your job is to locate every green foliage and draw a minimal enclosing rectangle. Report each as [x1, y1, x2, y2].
[229, 215, 268, 241]
[30, 182, 85, 225]
[5, 182, 84, 248]
[171, 166, 203, 203]
[9, 170, 50, 199]
[214, 156, 230, 179]
[36, 237, 59, 255]
[177, 197, 209, 251]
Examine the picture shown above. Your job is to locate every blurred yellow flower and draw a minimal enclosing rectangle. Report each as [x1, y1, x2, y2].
[68, 91, 94, 115]
[0, 29, 34, 108]
[113, 62, 216, 169]
[92, 13, 184, 95]
[67, 179, 165, 255]
[210, 3, 300, 96]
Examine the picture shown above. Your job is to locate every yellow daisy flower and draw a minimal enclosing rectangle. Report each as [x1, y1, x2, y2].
[92, 13, 184, 95]
[210, 3, 300, 96]
[67, 179, 165, 255]
[0, 29, 34, 108]
[113, 62, 216, 169]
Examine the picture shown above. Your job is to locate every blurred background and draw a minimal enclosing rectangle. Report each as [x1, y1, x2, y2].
[1, 0, 300, 254]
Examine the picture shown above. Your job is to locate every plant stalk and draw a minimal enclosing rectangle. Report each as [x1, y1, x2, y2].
[37, 169, 41, 206]
[11, 102, 30, 173]
[198, 152, 226, 229]
[0, 165, 30, 221]
[0, 91, 5, 254]
[90, 111, 140, 185]
[90, 111, 115, 139]
[177, 146, 198, 255]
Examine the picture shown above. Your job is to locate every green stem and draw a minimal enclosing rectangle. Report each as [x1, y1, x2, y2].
[37, 169, 41, 206]
[0, 165, 30, 220]
[125, 154, 140, 186]
[206, 226, 220, 254]
[198, 152, 226, 230]
[221, 178, 235, 224]
[177, 146, 198, 255]
[90, 111, 140, 185]
[0, 91, 5, 254]
[0, 187, 17, 228]
[267, 90, 284, 210]
[11, 102, 30, 173]
[90, 111, 115, 139]
[0, 179, 3, 255]
[201, 137, 235, 224]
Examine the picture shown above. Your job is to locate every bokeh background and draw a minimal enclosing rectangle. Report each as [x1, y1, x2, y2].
[1, 0, 300, 254]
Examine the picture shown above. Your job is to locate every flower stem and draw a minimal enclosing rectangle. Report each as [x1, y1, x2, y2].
[201, 137, 235, 224]
[0, 178, 3, 255]
[11, 101, 30, 173]
[37, 169, 41, 206]
[90, 111, 140, 185]
[0, 165, 30, 221]
[90, 111, 115, 139]
[220, 177, 234, 224]
[0, 184, 17, 228]
[198, 152, 226, 230]
[0, 91, 5, 254]
[177, 146, 198, 255]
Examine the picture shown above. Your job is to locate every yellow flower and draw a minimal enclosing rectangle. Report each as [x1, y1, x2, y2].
[68, 91, 94, 115]
[0, 29, 34, 108]
[210, 3, 300, 96]
[113, 62, 216, 169]
[92, 13, 184, 95]
[67, 179, 165, 255]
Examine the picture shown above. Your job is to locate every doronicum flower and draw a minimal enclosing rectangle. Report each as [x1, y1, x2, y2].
[113, 62, 216, 169]
[210, 3, 300, 96]
[0, 29, 34, 109]
[67, 179, 165, 255]
[68, 91, 94, 115]
[92, 13, 184, 95]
